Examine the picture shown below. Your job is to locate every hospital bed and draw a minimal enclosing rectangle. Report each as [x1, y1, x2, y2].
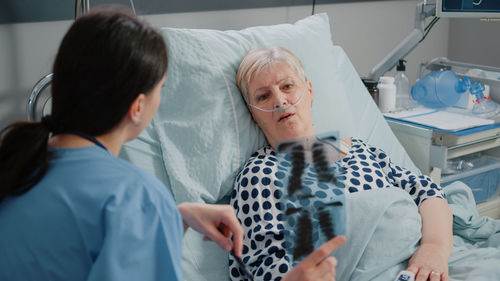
[28, 13, 500, 281]
[118, 13, 500, 280]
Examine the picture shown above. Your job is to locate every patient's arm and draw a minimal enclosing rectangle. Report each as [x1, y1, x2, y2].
[407, 198, 453, 281]
[229, 152, 290, 280]
[361, 140, 452, 280]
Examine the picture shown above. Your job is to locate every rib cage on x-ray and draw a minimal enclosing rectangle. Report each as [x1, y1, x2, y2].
[277, 133, 346, 262]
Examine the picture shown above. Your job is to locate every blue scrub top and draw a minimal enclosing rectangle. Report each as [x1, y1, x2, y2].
[0, 145, 184, 281]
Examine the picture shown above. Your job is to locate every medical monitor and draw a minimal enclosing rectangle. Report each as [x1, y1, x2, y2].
[437, 0, 500, 18]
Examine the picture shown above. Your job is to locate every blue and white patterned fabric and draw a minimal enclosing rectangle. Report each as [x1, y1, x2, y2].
[229, 138, 446, 281]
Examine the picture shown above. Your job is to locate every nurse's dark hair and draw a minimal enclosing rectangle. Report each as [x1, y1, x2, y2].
[0, 7, 168, 202]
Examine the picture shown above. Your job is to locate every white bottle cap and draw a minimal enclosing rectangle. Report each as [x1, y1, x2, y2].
[379, 76, 395, 84]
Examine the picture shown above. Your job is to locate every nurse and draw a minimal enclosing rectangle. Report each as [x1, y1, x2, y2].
[0, 8, 242, 281]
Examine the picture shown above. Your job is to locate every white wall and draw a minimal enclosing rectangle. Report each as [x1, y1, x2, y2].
[0, 0, 450, 129]
[0, 20, 71, 129]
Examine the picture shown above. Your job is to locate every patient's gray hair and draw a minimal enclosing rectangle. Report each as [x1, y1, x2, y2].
[236, 46, 306, 103]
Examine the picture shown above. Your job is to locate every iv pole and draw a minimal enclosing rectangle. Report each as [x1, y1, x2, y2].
[368, 0, 437, 81]
[75, 0, 91, 18]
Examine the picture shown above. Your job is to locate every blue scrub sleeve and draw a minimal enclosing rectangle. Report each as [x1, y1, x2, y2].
[86, 187, 184, 281]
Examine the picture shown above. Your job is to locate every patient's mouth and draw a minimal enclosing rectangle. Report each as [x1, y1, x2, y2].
[279, 113, 294, 122]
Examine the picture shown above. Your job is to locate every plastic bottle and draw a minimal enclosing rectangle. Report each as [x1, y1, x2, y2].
[394, 60, 410, 111]
[378, 76, 396, 113]
[411, 70, 471, 108]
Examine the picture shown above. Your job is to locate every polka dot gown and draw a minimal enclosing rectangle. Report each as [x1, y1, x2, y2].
[229, 138, 446, 281]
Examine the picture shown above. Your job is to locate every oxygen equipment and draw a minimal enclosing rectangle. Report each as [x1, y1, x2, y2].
[411, 70, 471, 109]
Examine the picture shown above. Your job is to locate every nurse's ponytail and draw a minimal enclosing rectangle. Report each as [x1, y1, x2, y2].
[0, 119, 52, 202]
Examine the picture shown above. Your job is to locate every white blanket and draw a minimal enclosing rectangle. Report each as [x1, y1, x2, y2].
[334, 182, 500, 281]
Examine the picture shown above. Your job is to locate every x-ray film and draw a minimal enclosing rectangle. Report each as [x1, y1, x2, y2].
[276, 131, 346, 263]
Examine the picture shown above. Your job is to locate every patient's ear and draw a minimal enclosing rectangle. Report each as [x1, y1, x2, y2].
[307, 80, 314, 103]
[127, 93, 146, 125]
[247, 104, 257, 122]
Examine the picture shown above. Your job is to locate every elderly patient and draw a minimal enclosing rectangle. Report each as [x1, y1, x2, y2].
[229, 46, 453, 281]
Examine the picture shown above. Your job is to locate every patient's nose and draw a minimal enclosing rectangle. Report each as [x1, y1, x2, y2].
[271, 89, 288, 108]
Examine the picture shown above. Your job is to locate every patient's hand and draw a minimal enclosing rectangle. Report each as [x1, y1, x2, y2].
[407, 243, 450, 281]
[177, 202, 244, 257]
[283, 236, 346, 281]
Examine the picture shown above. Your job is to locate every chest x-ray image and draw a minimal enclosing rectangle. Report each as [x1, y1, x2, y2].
[276, 132, 346, 262]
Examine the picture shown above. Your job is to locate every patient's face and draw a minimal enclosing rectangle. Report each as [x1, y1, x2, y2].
[248, 62, 315, 149]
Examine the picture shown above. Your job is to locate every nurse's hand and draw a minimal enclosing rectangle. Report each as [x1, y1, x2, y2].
[283, 236, 346, 281]
[177, 202, 244, 257]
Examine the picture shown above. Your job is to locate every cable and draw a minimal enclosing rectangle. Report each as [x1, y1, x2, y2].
[312, 0, 316, 15]
[424, 17, 437, 32]
[419, 16, 440, 43]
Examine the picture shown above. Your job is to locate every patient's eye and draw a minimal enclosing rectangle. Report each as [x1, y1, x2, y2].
[255, 92, 269, 102]
[283, 83, 294, 91]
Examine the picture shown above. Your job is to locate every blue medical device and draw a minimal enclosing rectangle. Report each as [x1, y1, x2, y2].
[411, 70, 471, 108]
[394, 270, 415, 281]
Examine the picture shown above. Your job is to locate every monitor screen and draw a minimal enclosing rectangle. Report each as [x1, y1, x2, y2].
[437, 0, 500, 18]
